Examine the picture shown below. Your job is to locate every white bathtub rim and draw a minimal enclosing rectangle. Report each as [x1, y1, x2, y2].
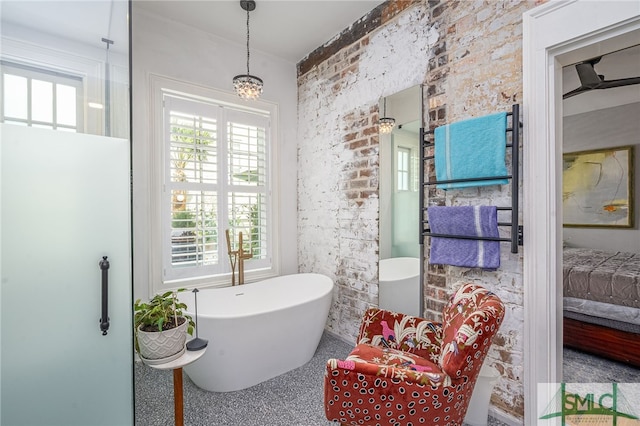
[379, 257, 420, 282]
[181, 272, 333, 320]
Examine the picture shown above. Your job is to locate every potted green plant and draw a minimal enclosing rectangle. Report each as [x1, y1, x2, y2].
[134, 289, 195, 364]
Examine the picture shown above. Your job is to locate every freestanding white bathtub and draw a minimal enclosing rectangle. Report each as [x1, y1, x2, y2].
[180, 273, 333, 392]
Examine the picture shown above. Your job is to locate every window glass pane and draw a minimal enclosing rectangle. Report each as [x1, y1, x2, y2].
[228, 122, 266, 186]
[169, 112, 217, 185]
[31, 79, 53, 123]
[171, 190, 218, 268]
[228, 193, 267, 260]
[56, 84, 77, 126]
[3, 74, 28, 119]
[397, 148, 410, 191]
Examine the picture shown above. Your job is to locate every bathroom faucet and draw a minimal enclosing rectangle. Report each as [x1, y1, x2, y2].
[236, 231, 253, 285]
[225, 230, 237, 286]
[225, 229, 253, 285]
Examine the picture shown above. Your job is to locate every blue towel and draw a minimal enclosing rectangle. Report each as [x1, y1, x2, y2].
[434, 112, 508, 189]
[427, 206, 500, 269]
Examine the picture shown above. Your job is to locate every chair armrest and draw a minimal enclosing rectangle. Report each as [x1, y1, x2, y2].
[356, 308, 443, 359]
[326, 357, 451, 388]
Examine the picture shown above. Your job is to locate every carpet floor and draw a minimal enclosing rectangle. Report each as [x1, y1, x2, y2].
[134, 331, 639, 425]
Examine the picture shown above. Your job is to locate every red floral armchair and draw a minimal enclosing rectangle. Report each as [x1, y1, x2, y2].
[324, 282, 505, 426]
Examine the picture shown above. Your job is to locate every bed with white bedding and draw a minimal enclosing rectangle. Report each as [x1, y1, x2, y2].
[562, 247, 640, 366]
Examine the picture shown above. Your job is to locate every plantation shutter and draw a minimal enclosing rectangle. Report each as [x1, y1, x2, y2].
[226, 109, 270, 270]
[162, 95, 271, 282]
[164, 96, 220, 281]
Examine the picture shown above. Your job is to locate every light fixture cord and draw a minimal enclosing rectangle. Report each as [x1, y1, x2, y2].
[246, 6, 251, 75]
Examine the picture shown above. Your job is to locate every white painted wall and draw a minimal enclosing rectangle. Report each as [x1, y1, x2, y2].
[563, 102, 640, 253]
[131, 6, 299, 301]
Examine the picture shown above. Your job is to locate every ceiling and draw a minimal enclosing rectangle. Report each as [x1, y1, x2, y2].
[2, 0, 638, 108]
[0, 0, 385, 64]
[135, 1, 384, 63]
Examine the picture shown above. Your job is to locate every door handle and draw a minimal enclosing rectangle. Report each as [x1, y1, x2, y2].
[99, 256, 110, 335]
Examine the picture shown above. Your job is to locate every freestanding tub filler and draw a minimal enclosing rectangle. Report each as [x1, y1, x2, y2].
[181, 273, 333, 392]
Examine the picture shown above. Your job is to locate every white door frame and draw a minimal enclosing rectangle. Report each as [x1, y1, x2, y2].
[523, 1, 640, 424]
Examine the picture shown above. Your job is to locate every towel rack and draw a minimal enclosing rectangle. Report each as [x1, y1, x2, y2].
[419, 103, 522, 254]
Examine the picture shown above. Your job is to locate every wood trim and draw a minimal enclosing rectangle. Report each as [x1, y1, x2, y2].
[563, 317, 640, 368]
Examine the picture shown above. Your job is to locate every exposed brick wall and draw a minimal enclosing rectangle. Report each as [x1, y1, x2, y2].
[297, 1, 418, 77]
[298, 0, 539, 421]
[422, 0, 535, 417]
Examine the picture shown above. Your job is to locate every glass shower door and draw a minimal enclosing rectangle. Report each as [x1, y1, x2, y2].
[1, 126, 133, 426]
[0, 1, 133, 424]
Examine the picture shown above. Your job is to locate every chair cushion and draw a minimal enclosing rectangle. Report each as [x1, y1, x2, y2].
[343, 343, 450, 387]
[440, 283, 505, 378]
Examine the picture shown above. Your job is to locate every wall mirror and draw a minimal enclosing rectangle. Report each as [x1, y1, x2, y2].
[378, 84, 423, 316]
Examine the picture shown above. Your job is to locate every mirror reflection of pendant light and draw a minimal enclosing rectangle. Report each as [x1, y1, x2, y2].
[379, 97, 395, 133]
[233, 0, 263, 100]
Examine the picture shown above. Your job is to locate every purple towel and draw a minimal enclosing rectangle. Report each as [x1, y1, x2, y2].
[427, 206, 500, 269]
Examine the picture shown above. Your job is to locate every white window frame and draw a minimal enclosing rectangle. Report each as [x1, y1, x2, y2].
[0, 60, 84, 131]
[149, 75, 279, 292]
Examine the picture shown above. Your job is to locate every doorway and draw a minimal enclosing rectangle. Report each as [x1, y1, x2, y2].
[523, 2, 640, 423]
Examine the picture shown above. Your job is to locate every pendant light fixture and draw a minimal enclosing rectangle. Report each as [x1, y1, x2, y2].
[233, 0, 263, 100]
[379, 97, 396, 133]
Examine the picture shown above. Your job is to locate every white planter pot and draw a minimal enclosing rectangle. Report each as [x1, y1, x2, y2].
[137, 317, 188, 363]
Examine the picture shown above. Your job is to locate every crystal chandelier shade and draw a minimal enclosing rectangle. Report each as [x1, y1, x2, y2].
[233, 0, 263, 100]
[233, 74, 263, 100]
[378, 117, 396, 134]
[378, 97, 395, 133]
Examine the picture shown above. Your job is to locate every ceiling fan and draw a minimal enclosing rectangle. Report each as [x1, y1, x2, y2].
[563, 55, 640, 99]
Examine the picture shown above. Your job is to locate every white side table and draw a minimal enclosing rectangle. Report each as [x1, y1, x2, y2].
[142, 348, 206, 426]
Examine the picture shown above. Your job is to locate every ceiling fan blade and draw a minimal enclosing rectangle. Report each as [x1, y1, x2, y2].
[597, 76, 640, 89]
[562, 87, 589, 99]
[574, 61, 603, 87]
[563, 52, 640, 99]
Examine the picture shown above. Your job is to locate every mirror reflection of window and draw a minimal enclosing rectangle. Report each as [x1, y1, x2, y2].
[1, 62, 82, 131]
[397, 146, 410, 191]
[378, 85, 422, 262]
[378, 84, 423, 316]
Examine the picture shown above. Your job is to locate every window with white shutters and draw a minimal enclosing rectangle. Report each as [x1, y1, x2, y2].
[162, 93, 271, 284]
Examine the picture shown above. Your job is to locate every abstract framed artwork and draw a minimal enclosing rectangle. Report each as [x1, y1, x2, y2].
[563, 145, 634, 228]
